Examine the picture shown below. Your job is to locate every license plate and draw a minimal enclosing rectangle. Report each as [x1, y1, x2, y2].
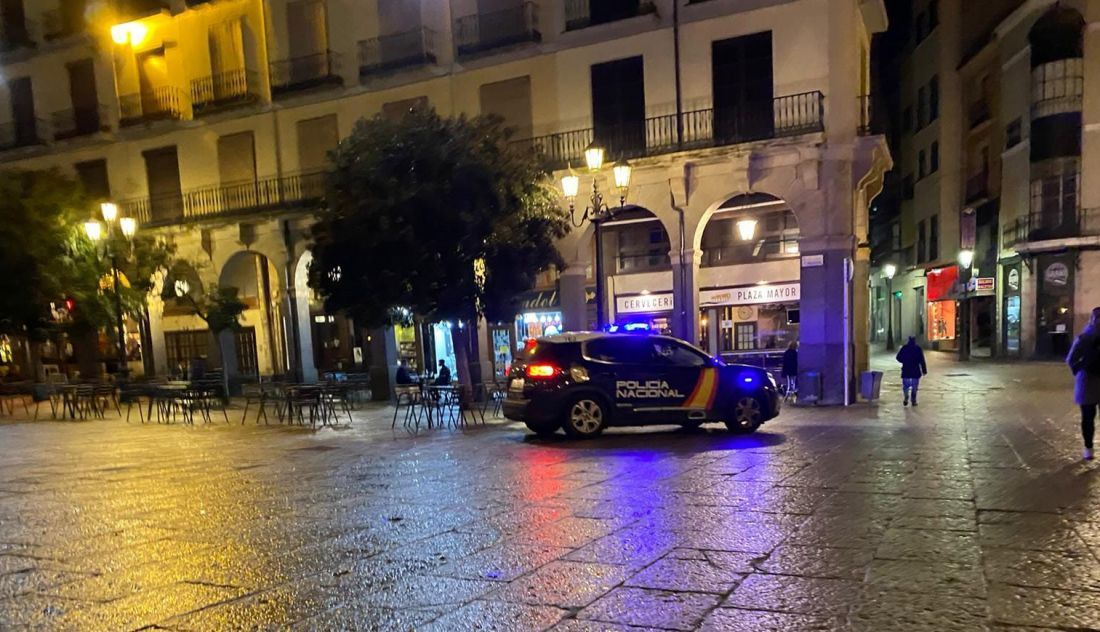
[509, 378, 525, 391]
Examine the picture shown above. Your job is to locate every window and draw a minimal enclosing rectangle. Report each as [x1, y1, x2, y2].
[903, 174, 915, 199]
[297, 114, 339, 171]
[164, 330, 211, 372]
[902, 106, 913, 132]
[735, 323, 757, 351]
[915, 86, 924, 128]
[1006, 118, 1022, 149]
[584, 337, 653, 364]
[591, 56, 646, 155]
[1030, 161, 1079, 224]
[929, 214, 939, 261]
[930, 141, 939, 172]
[918, 150, 927, 179]
[930, 76, 940, 121]
[652, 340, 709, 367]
[381, 97, 426, 122]
[74, 159, 110, 200]
[917, 220, 927, 263]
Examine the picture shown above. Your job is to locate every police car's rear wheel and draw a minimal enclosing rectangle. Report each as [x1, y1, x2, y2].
[564, 396, 606, 438]
[726, 396, 763, 434]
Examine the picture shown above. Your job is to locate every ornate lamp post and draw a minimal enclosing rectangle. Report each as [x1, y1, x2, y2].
[84, 202, 137, 378]
[883, 263, 897, 350]
[559, 143, 631, 330]
[957, 249, 974, 361]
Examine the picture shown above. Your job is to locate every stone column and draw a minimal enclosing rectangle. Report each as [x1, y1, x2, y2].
[147, 296, 169, 376]
[852, 244, 871, 375]
[671, 249, 702, 344]
[560, 265, 589, 332]
[798, 238, 855, 406]
[289, 287, 317, 383]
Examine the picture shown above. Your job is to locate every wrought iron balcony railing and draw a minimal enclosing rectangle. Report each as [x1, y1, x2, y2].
[617, 251, 672, 273]
[190, 69, 260, 114]
[119, 87, 187, 125]
[359, 27, 437, 77]
[565, 0, 655, 30]
[455, 2, 540, 58]
[517, 92, 825, 168]
[0, 120, 46, 151]
[702, 237, 801, 267]
[965, 171, 990, 204]
[1003, 207, 1099, 248]
[122, 171, 327, 228]
[51, 105, 108, 140]
[270, 51, 342, 96]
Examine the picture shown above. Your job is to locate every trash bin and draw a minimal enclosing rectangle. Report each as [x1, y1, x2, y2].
[861, 370, 884, 401]
[798, 371, 822, 404]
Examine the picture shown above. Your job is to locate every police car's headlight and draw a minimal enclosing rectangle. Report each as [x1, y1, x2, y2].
[570, 366, 590, 383]
[767, 373, 777, 388]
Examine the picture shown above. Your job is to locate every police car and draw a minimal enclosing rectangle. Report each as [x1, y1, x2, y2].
[502, 331, 780, 438]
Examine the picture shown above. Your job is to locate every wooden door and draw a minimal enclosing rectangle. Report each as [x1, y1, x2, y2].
[590, 56, 645, 157]
[712, 32, 774, 142]
[143, 146, 183, 222]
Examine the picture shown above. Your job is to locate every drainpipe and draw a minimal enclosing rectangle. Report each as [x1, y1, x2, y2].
[670, 190, 687, 341]
[673, 0, 684, 147]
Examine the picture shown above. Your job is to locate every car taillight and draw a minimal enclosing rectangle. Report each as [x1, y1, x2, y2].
[526, 363, 559, 379]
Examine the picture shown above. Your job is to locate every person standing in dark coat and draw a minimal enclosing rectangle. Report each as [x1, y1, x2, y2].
[895, 336, 928, 406]
[1066, 307, 1100, 461]
[434, 360, 452, 386]
[781, 341, 798, 396]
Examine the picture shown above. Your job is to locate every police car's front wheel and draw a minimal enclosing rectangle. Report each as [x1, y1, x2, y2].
[726, 396, 763, 434]
[563, 396, 607, 439]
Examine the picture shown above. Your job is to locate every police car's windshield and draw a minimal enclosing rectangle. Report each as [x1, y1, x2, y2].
[585, 336, 717, 367]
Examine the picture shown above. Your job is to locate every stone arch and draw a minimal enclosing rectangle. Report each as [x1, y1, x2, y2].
[216, 250, 287, 379]
[603, 205, 674, 273]
[1029, 6, 1084, 67]
[695, 193, 800, 266]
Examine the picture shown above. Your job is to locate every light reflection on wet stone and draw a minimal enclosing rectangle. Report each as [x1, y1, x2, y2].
[0, 357, 1097, 629]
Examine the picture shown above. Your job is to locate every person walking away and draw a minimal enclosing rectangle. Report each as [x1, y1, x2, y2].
[1066, 307, 1100, 461]
[781, 341, 798, 398]
[434, 360, 452, 386]
[896, 336, 927, 406]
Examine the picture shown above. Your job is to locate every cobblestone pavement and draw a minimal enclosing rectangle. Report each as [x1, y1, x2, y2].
[0, 351, 1098, 631]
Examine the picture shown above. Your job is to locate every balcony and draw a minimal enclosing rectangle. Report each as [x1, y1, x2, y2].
[1003, 207, 1099, 248]
[190, 69, 260, 115]
[965, 171, 989, 204]
[0, 120, 46, 151]
[1031, 58, 1083, 120]
[565, 0, 655, 31]
[42, 9, 85, 40]
[270, 51, 342, 96]
[119, 87, 187, 125]
[454, 3, 540, 59]
[51, 105, 108, 140]
[122, 171, 327, 228]
[518, 92, 824, 168]
[359, 28, 436, 77]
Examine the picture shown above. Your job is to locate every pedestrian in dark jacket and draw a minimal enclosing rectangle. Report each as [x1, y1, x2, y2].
[1066, 306, 1100, 461]
[781, 341, 798, 395]
[895, 336, 927, 406]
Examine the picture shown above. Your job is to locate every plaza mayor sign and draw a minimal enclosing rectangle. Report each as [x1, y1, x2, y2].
[700, 282, 801, 307]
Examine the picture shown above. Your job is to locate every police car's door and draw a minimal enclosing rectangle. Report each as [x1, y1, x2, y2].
[585, 336, 667, 422]
[646, 338, 715, 423]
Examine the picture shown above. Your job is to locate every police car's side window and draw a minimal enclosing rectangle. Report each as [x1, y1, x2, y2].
[653, 340, 709, 368]
[585, 338, 653, 364]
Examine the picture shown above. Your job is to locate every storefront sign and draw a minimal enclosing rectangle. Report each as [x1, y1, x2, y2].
[925, 267, 958, 302]
[700, 283, 800, 307]
[616, 293, 674, 314]
[1007, 269, 1020, 292]
[519, 290, 560, 310]
[975, 277, 995, 293]
[1044, 262, 1069, 287]
[801, 254, 824, 268]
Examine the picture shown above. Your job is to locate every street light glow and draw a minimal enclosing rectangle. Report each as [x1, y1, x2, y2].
[584, 143, 605, 172]
[100, 202, 119, 223]
[736, 218, 758, 241]
[958, 249, 974, 269]
[883, 263, 897, 279]
[561, 174, 580, 200]
[119, 216, 137, 237]
[84, 221, 103, 241]
[613, 161, 632, 191]
[174, 279, 190, 298]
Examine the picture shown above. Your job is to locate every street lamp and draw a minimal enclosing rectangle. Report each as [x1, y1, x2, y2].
[883, 263, 897, 350]
[736, 218, 759, 241]
[84, 202, 138, 379]
[560, 143, 631, 330]
[957, 249, 974, 361]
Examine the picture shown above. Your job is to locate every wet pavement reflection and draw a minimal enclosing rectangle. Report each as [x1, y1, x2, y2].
[0, 353, 1098, 630]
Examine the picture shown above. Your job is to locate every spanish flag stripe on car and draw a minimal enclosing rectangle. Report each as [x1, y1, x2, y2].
[683, 368, 718, 409]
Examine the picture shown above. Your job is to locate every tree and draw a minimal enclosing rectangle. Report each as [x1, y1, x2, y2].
[309, 109, 569, 385]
